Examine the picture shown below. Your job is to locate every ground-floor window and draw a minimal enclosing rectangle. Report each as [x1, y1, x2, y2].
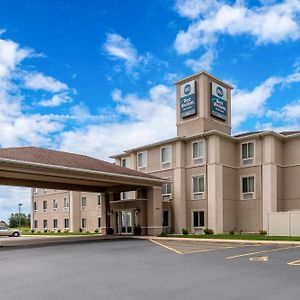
[53, 219, 58, 229]
[43, 220, 48, 229]
[193, 211, 204, 227]
[81, 218, 87, 229]
[34, 220, 38, 229]
[64, 218, 69, 228]
[98, 217, 101, 228]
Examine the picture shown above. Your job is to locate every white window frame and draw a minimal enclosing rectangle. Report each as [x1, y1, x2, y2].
[53, 219, 58, 229]
[192, 175, 205, 199]
[81, 196, 87, 208]
[240, 175, 256, 200]
[162, 182, 172, 196]
[53, 199, 58, 210]
[64, 197, 69, 209]
[160, 145, 172, 168]
[81, 218, 87, 229]
[34, 188, 38, 194]
[137, 151, 147, 171]
[121, 191, 129, 200]
[241, 141, 255, 160]
[121, 157, 130, 168]
[43, 200, 47, 211]
[191, 210, 205, 230]
[33, 202, 37, 212]
[192, 140, 205, 164]
[64, 218, 69, 229]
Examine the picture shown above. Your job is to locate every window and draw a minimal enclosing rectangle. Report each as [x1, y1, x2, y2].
[121, 192, 129, 200]
[34, 188, 38, 194]
[81, 197, 87, 207]
[64, 218, 69, 228]
[98, 217, 101, 228]
[137, 152, 147, 170]
[81, 218, 87, 229]
[33, 202, 37, 211]
[192, 176, 205, 194]
[97, 194, 101, 206]
[53, 219, 58, 229]
[43, 220, 48, 229]
[64, 197, 69, 208]
[242, 142, 254, 159]
[242, 176, 255, 194]
[162, 183, 172, 196]
[163, 210, 169, 227]
[43, 188, 47, 193]
[43, 200, 47, 210]
[121, 157, 130, 168]
[53, 199, 58, 209]
[192, 141, 204, 162]
[193, 211, 205, 227]
[34, 220, 38, 229]
[161, 146, 171, 164]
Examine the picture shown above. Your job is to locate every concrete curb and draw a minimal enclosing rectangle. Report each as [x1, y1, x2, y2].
[133, 236, 300, 245]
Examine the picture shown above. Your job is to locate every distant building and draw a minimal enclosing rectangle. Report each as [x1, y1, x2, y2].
[0, 221, 8, 227]
[32, 71, 300, 235]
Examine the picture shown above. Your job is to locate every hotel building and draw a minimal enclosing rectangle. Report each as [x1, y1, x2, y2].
[32, 71, 300, 235]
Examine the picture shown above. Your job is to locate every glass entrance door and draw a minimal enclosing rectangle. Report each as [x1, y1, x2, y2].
[121, 211, 133, 234]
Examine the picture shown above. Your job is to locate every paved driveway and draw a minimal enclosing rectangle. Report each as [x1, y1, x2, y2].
[1, 239, 300, 300]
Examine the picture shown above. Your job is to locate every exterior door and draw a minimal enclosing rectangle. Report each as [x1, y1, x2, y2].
[121, 211, 132, 234]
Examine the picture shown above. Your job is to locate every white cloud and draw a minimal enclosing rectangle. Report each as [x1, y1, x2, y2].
[232, 71, 300, 129]
[185, 49, 215, 71]
[174, 0, 300, 71]
[174, 0, 222, 19]
[22, 72, 68, 93]
[59, 84, 176, 160]
[103, 33, 139, 69]
[38, 92, 72, 107]
[0, 186, 31, 222]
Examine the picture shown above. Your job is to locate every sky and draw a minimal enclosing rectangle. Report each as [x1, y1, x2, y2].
[1, 0, 300, 221]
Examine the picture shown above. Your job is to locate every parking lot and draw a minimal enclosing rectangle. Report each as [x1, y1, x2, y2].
[1, 239, 300, 300]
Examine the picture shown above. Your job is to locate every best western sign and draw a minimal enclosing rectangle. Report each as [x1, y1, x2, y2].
[180, 80, 196, 118]
[211, 82, 227, 121]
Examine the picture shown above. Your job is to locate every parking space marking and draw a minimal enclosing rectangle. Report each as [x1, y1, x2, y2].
[287, 259, 300, 266]
[249, 256, 269, 262]
[149, 239, 183, 254]
[226, 245, 300, 260]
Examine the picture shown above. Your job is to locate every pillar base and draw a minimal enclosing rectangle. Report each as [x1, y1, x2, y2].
[147, 226, 163, 236]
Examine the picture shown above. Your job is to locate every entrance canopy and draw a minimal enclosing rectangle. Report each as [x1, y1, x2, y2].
[0, 147, 164, 193]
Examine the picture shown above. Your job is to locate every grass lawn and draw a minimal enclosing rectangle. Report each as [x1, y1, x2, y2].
[12, 227, 100, 236]
[160, 234, 300, 241]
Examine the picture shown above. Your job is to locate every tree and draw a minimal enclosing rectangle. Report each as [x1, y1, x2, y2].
[8, 213, 30, 228]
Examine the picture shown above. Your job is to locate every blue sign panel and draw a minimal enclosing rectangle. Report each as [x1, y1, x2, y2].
[211, 83, 227, 121]
[180, 81, 196, 118]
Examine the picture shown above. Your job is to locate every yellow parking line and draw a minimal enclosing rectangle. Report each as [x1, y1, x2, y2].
[226, 245, 300, 260]
[149, 239, 183, 254]
[287, 259, 300, 266]
[182, 246, 235, 255]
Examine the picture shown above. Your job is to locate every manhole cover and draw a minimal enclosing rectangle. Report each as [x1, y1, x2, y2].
[249, 256, 269, 262]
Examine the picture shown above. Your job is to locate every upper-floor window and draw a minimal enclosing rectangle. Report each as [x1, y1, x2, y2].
[242, 142, 254, 160]
[81, 197, 87, 207]
[43, 188, 47, 193]
[97, 194, 101, 206]
[137, 151, 147, 170]
[162, 183, 172, 196]
[192, 141, 204, 164]
[33, 202, 37, 211]
[121, 192, 129, 200]
[192, 175, 205, 199]
[241, 176, 255, 200]
[33, 188, 38, 194]
[53, 199, 58, 209]
[64, 197, 69, 208]
[43, 200, 47, 210]
[121, 157, 130, 168]
[161, 146, 171, 165]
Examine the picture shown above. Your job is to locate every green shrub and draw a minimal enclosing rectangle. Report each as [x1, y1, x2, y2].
[133, 224, 142, 235]
[182, 228, 188, 235]
[203, 228, 214, 235]
[58, 229, 61, 233]
[95, 229, 99, 233]
[31, 229, 35, 233]
[259, 230, 267, 236]
[229, 230, 235, 235]
[79, 228, 83, 233]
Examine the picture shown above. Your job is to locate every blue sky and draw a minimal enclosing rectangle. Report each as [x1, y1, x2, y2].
[1, 0, 300, 221]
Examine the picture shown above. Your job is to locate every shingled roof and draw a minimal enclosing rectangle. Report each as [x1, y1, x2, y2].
[0, 147, 159, 180]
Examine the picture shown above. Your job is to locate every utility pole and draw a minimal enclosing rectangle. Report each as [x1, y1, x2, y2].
[18, 203, 22, 231]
